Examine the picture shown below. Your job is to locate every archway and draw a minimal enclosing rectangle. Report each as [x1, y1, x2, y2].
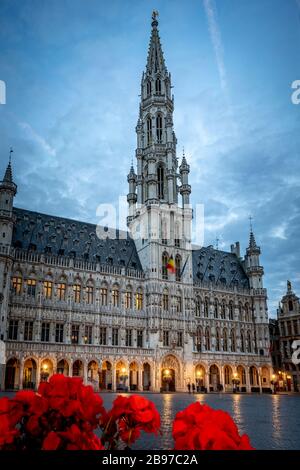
[143, 363, 151, 391]
[249, 366, 259, 391]
[161, 355, 180, 392]
[57, 359, 69, 376]
[88, 361, 99, 388]
[40, 359, 54, 382]
[224, 365, 233, 391]
[237, 365, 246, 391]
[116, 361, 128, 391]
[72, 359, 84, 377]
[209, 364, 221, 392]
[261, 366, 270, 391]
[99, 361, 112, 390]
[129, 362, 139, 391]
[5, 358, 20, 390]
[23, 358, 37, 389]
[195, 364, 206, 392]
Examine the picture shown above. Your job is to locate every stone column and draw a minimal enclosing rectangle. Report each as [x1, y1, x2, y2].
[19, 359, 24, 390]
[83, 362, 88, 385]
[138, 368, 143, 391]
[245, 367, 251, 393]
[112, 365, 116, 392]
[36, 359, 41, 390]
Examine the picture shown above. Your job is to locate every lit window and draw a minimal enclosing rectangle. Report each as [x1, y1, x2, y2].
[71, 324, 79, 344]
[86, 285, 93, 304]
[12, 276, 22, 295]
[136, 289, 143, 310]
[73, 284, 81, 303]
[100, 287, 108, 306]
[27, 279, 36, 297]
[57, 283, 66, 301]
[43, 281, 53, 299]
[125, 290, 132, 309]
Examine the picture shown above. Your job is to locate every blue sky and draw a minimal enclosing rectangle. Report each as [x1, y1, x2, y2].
[0, 0, 299, 315]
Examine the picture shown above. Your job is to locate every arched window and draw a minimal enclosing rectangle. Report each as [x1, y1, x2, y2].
[247, 331, 252, 353]
[230, 329, 236, 352]
[175, 254, 181, 282]
[241, 330, 245, 352]
[195, 297, 201, 317]
[223, 328, 228, 351]
[216, 328, 220, 351]
[245, 303, 250, 322]
[86, 281, 94, 304]
[73, 279, 81, 303]
[205, 327, 210, 351]
[112, 286, 119, 307]
[214, 299, 218, 318]
[125, 286, 132, 309]
[155, 77, 161, 94]
[224, 366, 232, 385]
[135, 287, 143, 310]
[147, 116, 152, 145]
[156, 114, 163, 143]
[12, 274, 22, 295]
[289, 300, 293, 311]
[157, 166, 164, 199]
[162, 288, 169, 310]
[204, 298, 209, 317]
[229, 301, 234, 320]
[146, 80, 152, 96]
[162, 252, 168, 280]
[221, 300, 226, 319]
[238, 302, 243, 321]
[196, 327, 202, 352]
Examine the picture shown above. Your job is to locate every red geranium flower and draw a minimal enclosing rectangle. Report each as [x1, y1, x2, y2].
[172, 402, 254, 450]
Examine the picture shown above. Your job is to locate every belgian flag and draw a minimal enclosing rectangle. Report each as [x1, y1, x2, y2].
[166, 255, 175, 273]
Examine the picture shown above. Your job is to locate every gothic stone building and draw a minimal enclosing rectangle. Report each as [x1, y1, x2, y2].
[275, 281, 300, 391]
[0, 15, 272, 393]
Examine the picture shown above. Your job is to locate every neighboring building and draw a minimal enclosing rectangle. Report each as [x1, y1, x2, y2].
[269, 318, 282, 372]
[0, 13, 272, 393]
[276, 281, 300, 392]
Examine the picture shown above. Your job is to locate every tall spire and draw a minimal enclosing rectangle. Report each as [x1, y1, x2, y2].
[2, 148, 14, 183]
[146, 11, 167, 76]
[248, 215, 257, 248]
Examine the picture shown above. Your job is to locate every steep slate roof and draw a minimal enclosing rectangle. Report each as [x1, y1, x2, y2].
[192, 246, 249, 288]
[12, 207, 143, 271]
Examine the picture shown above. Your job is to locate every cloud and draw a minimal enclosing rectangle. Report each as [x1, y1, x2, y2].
[18, 121, 57, 157]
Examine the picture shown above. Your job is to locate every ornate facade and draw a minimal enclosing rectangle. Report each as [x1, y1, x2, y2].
[0, 14, 272, 393]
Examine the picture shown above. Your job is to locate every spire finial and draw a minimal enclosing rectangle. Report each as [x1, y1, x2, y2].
[287, 280, 292, 293]
[215, 236, 219, 250]
[249, 214, 253, 232]
[9, 147, 13, 164]
[152, 10, 159, 22]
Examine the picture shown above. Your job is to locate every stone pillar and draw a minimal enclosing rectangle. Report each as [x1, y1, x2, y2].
[0, 340, 5, 391]
[219, 366, 224, 392]
[19, 360, 24, 390]
[138, 368, 143, 391]
[83, 362, 88, 385]
[112, 365, 116, 392]
[245, 367, 251, 393]
[36, 360, 41, 390]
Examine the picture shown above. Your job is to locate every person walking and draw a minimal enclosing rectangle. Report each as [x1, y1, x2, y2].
[192, 383, 196, 394]
[187, 383, 191, 394]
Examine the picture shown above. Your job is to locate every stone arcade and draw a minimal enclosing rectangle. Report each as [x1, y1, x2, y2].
[0, 14, 272, 393]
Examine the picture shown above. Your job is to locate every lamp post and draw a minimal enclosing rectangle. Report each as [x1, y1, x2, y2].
[271, 373, 277, 394]
[196, 370, 203, 392]
[163, 368, 172, 392]
[232, 372, 240, 393]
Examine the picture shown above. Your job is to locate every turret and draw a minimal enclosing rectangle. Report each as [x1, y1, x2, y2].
[179, 151, 191, 207]
[0, 150, 17, 249]
[127, 163, 137, 225]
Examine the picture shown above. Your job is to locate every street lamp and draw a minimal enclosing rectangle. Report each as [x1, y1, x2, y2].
[232, 372, 240, 393]
[271, 373, 277, 394]
[163, 368, 172, 392]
